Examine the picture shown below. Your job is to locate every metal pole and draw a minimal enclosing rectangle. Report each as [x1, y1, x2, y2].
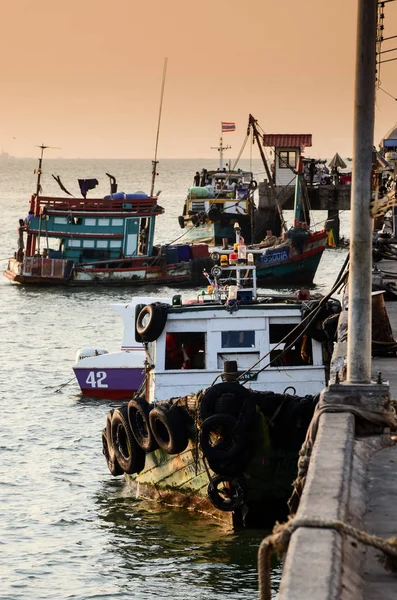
[347, 0, 377, 383]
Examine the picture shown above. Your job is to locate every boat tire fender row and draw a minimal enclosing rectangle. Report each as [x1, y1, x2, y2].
[110, 406, 146, 475]
[136, 302, 169, 343]
[128, 396, 159, 453]
[149, 405, 189, 454]
[207, 475, 245, 512]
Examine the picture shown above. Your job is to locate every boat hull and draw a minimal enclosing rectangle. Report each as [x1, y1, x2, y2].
[4, 257, 211, 287]
[125, 419, 300, 528]
[73, 366, 144, 399]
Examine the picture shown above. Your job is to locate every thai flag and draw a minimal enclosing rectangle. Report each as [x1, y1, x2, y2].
[221, 122, 236, 133]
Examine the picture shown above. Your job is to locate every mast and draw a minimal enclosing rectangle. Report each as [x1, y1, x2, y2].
[293, 156, 304, 225]
[150, 57, 168, 197]
[211, 135, 230, 170]
[35, 144, 47, 198]
[248, 114, 287, 232]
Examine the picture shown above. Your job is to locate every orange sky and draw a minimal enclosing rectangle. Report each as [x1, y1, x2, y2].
[0, 0, 396, 159]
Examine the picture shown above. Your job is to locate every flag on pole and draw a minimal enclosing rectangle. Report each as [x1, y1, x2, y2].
[221, 122, 236, 133]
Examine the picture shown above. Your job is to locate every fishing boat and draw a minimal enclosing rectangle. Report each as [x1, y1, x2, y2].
[101, 255, 342, 528]
[3, 146, 213, 287]
[178, 115, 328, 286]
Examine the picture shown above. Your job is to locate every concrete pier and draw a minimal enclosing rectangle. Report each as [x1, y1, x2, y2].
[271, 258, 397, 600]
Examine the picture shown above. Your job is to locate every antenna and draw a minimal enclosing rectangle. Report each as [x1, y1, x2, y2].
[150, 58, 168, 197]
[34, 144, 61, 197]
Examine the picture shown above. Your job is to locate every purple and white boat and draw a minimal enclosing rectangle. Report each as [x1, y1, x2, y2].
[73, 297, 168, 399]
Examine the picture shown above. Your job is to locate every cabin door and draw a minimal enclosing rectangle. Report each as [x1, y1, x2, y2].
[123, 218, 139, 257]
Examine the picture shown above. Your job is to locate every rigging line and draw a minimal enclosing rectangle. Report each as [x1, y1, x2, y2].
[378, 86, 397, 100]
[150, 57, 168, 197]
[237, 271, 349, 383]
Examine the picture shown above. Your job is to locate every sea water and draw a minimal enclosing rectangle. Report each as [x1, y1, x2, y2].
[0, 158, 349, 599]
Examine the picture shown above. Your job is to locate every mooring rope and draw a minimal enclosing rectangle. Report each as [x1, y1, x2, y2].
[258, 516, 397, 600]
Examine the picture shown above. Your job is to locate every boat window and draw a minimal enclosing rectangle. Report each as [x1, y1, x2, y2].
[85, 218, 96, 226]
[98, 218, 110, 227]
[82, 240, 95, 248]
[165, 332, 205, 370]
[279, 151, 297, 169]
[110, 240, 122, 248]
[112, 218, 123, 226]
[68, 239, 81, 248]
[269, 323, 312, 366]
[221, 331, 255, 348]
[54, 217, 68, 225]
[97, 240, 108, 248]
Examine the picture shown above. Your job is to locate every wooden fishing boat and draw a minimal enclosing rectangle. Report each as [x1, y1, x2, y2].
[102, 258, 341, 527]
[3, 147, 213, 287]
[177, 115, 327, 286]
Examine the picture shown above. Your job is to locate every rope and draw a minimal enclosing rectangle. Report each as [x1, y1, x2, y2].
[258, 515, 397, 600]
[288, 401, 397, 515]
[54, 376, 77, 393]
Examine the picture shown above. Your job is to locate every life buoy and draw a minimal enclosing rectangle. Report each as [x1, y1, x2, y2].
[149, 405, 188, 454]
[128, 396, 158, 453]
[134, 303, 146, 343]
[110, 406, 146, 474]
[102, 424, 123, 477]
[199, 413, 246, 461]
[136, 302, 169, 343]
[207, 475, 245, 511]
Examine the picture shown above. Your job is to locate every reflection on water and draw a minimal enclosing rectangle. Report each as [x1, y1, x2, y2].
[95, 480, 281, 599]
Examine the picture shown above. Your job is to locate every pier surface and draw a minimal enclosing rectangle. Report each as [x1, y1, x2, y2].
[275, 258, 397, 600]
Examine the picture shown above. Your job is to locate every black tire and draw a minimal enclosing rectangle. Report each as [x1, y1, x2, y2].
[178, 215, 185, 229]
[111, 406, 146, 474]
[134, 303, 146, 343]
[102, 426, 124, 477]
[207, 476, 245, 511]
[149, 406, 189, 454]
[136, 302, 169, 342]
[199, 382, 255, 425]
[199, 413, 246, 462]
[128, 396, 159, 453]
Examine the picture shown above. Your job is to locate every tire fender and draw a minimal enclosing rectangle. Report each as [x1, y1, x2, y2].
[110, 406, 146, 474]
[128, 396, 159, 453]
[207, 475, 245, 511]
[136, 302, 169, 343]
[199, 413, 246, 461]
[149, 406, 189, 454]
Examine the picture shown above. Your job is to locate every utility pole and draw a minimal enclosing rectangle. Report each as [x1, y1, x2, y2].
[347, 0, 378, 383]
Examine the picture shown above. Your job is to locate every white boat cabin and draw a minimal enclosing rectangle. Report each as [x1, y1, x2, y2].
[146, 298, 326, 403]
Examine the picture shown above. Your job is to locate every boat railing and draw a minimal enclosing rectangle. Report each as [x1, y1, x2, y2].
[33, 195, 160, 215]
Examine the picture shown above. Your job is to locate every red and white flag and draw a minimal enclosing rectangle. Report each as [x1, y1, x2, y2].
[221, 122, 236, 133]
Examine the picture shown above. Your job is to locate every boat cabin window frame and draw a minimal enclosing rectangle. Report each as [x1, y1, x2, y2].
[279, 151, 297, 169]
[85, 217, 96, 226]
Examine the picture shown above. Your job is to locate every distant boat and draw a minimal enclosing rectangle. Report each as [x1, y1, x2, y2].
[177, 115, 327, 286]
[3, 146, 213, 287]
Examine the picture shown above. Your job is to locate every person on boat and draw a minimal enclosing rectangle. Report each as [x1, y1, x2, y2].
[25, 210, 34, 225]
[17, 219, 25, 262]
[194, 171, 201, 186]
